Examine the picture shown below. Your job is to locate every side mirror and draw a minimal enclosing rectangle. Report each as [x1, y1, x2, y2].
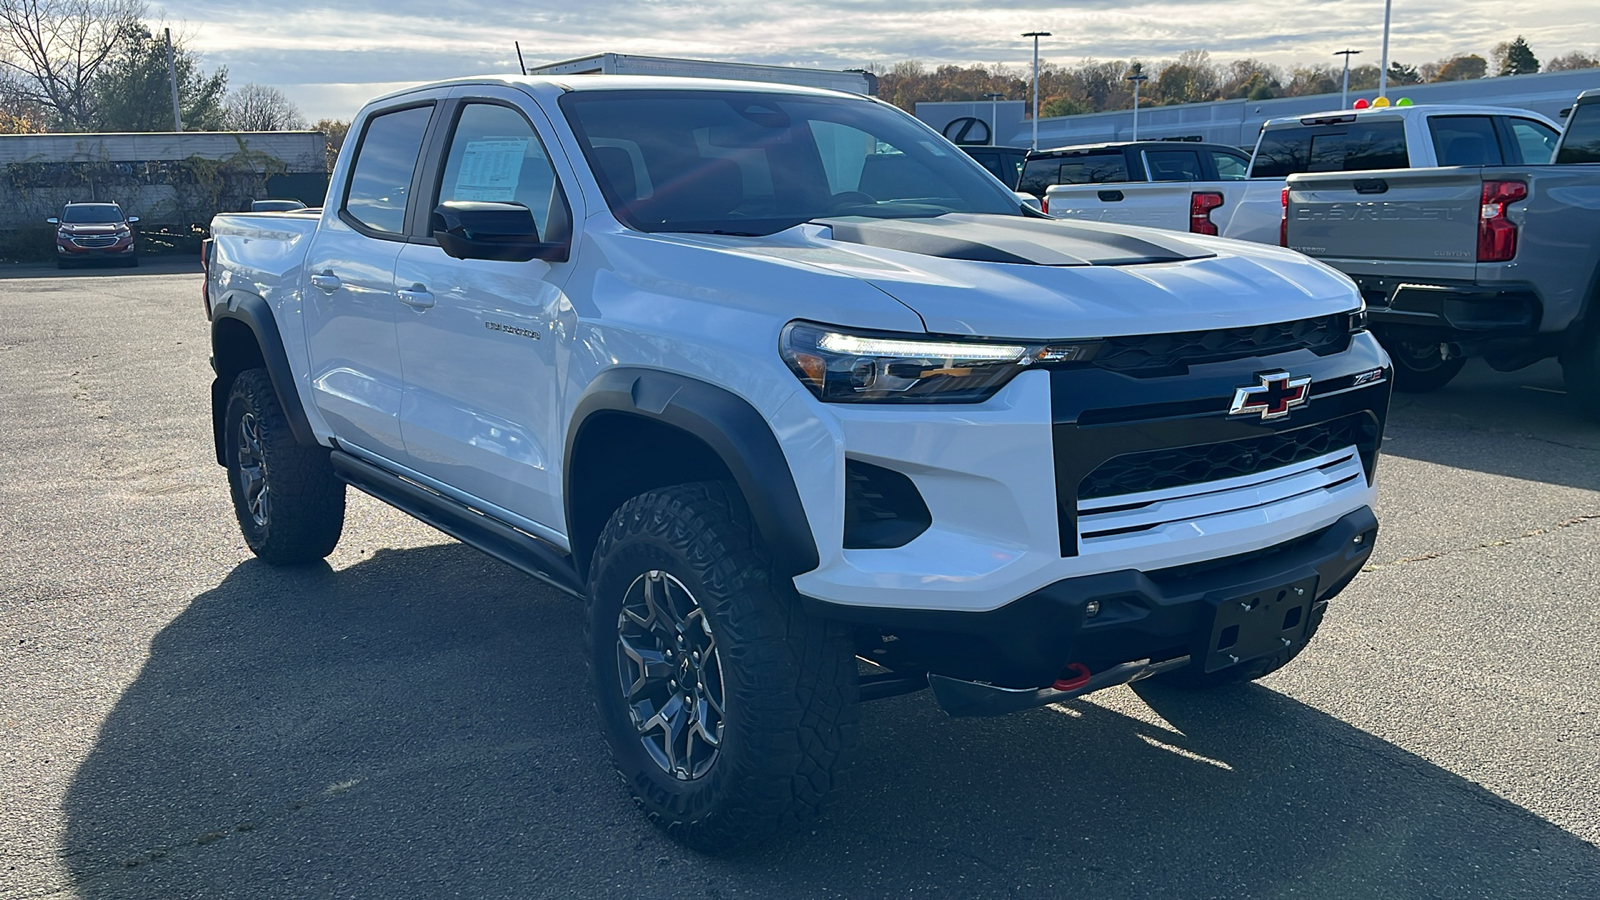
[431, 200, 567, 263]
[126, 216, 139, 224]
[1014, 191, 1043, 211]
[46, 217, 59, 225]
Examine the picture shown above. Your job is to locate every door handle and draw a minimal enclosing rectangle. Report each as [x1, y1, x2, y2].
[309, 271, 341, 293]
[397, 285, 435, 309]
[1098, 190, 1125, 202]
[1353, 179, 1389, 195]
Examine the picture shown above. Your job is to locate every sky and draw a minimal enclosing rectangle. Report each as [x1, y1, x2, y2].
[153, 0, 1600, 122]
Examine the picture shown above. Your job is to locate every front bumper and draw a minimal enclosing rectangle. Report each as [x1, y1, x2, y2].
[810, 505, 1377, 689]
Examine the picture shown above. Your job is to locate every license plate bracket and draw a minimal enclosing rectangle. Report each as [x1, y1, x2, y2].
[1203, 576, 1318, 673]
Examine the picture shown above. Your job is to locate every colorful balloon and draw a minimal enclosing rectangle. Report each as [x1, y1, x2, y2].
[1396, 97, 1414, 107]
[1353, 98, 1370, 109]
[1373, 96, 1392, 108]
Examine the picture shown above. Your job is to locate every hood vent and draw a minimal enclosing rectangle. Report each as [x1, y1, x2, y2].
[817, 213, 1214, 267]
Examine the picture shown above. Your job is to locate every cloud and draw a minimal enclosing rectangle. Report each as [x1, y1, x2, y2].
[153, 0, 1600, 121]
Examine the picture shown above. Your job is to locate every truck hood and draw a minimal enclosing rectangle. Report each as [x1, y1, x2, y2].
[689, 214, 1359, 339]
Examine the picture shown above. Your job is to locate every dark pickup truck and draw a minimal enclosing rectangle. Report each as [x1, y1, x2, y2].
[1286, 88, 1600, 418]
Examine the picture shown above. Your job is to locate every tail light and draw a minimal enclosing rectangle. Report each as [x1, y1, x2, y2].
[1189, 191, 1224, 235]
[1040, 196, 1049, 214]
[1478, 180, 1527, 263]
[1279, 186, 1290, 247]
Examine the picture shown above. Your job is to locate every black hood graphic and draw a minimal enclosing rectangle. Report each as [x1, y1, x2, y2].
[816, 214, 1217, 267]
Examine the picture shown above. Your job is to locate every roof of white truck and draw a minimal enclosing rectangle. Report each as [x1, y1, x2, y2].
[368, 73, 863, 106]
[1260, 103, 1557, 130]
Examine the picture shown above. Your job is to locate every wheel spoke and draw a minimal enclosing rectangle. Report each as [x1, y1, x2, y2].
[618, 633, 672, 697]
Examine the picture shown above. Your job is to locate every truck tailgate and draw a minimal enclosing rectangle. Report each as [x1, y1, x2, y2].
[1044, 182, 1201, 232]
[1287, 168, 1481, 263]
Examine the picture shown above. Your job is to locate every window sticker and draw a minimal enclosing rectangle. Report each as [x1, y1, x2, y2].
[453, 138, 529, 201]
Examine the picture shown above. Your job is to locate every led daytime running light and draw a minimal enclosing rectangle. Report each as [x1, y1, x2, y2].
[816, 332, 1027, 361]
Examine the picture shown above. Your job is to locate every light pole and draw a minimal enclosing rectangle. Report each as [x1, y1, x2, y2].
[1335, 49, 1361, 108]
[985, 92, 1003, 145]
[1378, 0, 1393, 99]
[1022, 31, 1050, 150]
[1126, 70, 1149, 141]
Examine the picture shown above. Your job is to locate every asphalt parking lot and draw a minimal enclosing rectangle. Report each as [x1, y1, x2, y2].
[2, 263, 1597, 900]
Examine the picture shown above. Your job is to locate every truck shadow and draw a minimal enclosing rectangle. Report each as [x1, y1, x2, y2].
[1379, 358, 1600, 493]
[63, 545, 1600, 899]
[0, 257, 201, 280]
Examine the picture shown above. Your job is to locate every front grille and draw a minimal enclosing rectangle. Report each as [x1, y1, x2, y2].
[1092, 315, 1349, 377]
[71, 236, 118, 248]
[1079, 415, 1369, 501]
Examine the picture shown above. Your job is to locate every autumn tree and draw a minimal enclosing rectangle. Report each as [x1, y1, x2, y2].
[0, 0, 143, 129]
[1545, 51, 1600, 71]
[313, 117, 350, 171]
[1434, 54, 1487, 81]
[225, 83, 305, 131]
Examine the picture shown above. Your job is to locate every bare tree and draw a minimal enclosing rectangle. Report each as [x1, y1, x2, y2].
[224, 82, 306, 131]
[0, 0, 144, 130]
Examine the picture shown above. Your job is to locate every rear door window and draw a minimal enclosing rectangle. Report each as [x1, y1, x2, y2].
[343, 104, 434, 235]
[1556, 103, 1600, 164]
[1252, 119, 1408, 177]
[1018, 150, 1129, 195]
[1143, 149, 1202, 181]
[1210, 150, 1249, 180]
[1430, 116, 1504, 166]
[1505, 118, 1560, 164]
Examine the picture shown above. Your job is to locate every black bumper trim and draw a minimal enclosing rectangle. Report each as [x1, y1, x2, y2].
[806, 506, 1378, 688]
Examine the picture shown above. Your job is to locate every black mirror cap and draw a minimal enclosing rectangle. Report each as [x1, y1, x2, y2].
[431, 200, 568, 263]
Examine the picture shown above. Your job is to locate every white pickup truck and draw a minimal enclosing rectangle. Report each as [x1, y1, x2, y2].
[1028, 141, 1250, 236]
[1031, 106, 1563, 244]
[202, 75, 1392, 851]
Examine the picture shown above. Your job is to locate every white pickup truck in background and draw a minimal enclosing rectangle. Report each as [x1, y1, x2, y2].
[1030, 141, 1250, 236]
[1026, 106, 1563, 245]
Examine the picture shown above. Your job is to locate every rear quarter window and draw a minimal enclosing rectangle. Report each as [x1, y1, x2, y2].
[1251, 119, 1408, 177]
[1429, 116, 1503, 166]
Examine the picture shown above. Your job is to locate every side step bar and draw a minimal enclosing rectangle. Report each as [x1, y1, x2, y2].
[329, 451, 585, 598]
[928, 656, 1192, 718]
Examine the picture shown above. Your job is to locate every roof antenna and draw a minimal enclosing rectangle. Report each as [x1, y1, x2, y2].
[515, 41, 527, 76]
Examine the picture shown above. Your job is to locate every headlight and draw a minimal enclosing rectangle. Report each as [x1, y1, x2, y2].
[781, 321, 1099, 403]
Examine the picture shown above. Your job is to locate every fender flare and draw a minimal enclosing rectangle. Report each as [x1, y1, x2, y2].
[565, 368, 820, 579]
[209, 291, 318, 465]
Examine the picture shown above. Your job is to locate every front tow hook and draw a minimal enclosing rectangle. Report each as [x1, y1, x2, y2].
[928, 656, 1192, 718]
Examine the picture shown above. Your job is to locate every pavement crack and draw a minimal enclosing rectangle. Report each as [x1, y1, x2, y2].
[1365, 514, 1600, 572]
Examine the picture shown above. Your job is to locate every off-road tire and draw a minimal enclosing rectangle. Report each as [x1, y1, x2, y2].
[1382, 334, 1466, 393]
[585, 481, 858, 853]
[1154, 602, 1326, 688]
[224, 368, 345, 564]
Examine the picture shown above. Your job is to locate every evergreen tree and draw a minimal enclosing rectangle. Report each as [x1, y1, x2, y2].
[89, 25, 227, 132]
[1498, 37, 1540, 76]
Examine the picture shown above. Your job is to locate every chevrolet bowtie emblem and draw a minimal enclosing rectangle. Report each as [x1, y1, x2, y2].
[1230, 371, 1311, 420]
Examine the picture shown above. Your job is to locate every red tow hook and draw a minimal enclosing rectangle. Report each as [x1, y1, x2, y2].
[1052, 663, 1092, 692]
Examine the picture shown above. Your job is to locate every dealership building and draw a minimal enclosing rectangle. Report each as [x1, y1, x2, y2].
[917, 66, 1600, 151]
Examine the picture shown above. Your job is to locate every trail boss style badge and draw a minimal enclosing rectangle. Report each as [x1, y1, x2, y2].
[1230, 371, 1311, 420]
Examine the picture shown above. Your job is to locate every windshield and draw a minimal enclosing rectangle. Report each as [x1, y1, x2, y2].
[61, 204, 124, 224]
[559, 89, 1022, 235]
